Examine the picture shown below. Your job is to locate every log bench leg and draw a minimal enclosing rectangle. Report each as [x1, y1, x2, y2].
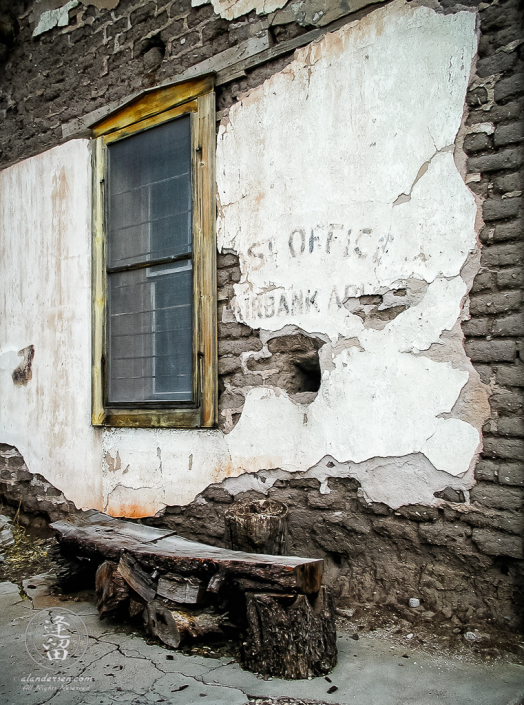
[242, 586, 337, 679]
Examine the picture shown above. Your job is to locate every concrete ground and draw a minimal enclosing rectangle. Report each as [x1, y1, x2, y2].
[0, 581, 523, 705]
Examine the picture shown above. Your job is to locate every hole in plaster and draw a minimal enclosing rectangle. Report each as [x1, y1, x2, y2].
[247, 334, 325, 396]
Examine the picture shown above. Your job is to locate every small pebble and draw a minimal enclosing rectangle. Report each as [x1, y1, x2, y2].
[406, 633, 414, 639]
[409, 598, 420, 608]
[351, 633, 359, 641]
[327, 685, 338, 694]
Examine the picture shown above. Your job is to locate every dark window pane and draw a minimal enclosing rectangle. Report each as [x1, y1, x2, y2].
[107, 263, 193, 403]
[107, 115, 192, 268]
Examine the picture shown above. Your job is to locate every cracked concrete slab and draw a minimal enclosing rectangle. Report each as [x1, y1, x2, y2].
[1, 582, 523, 705]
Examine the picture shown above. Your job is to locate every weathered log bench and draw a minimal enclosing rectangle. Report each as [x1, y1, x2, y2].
[50, 510, 337, 679]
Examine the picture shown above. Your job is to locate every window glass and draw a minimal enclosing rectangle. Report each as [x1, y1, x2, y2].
[106, 115, 193, 404]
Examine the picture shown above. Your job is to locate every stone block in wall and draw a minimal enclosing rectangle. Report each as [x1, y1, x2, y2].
[468, 99, 524, 128]
[498, 463, 524, 486]
[476, 50, 517, 78]
[483, 436, 524, 460]
[397, 505, 438, 522]
[465, 339, 516, 362]
[462, 317, 489, 337]
[494, 73, 524, 104]
[494, 172, 523, 195]
[472, 528, 523, 559]
[418, 521, 472, 547]
[470, 290, 522, 315]
[461, 507, 524, 535]
[497, 267, 524, 290]
[497, 417, 524, 437]
[483, 196, 521, 222]
[481, 219, 523, 244]
[496, 363, 524, 387]
[371, 517, 419, 544]
[218, 356, 241, 374]
[470, 483, 523, 511]
[492, 313, 524, 337]
[471, 269, 494, 293]
[490, 389, 523, 414]
[481, 241, 524, 267]
[494, 122, 524, 148]
[468, 147, 523, 173]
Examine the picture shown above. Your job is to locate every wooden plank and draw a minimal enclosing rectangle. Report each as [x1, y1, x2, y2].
[51, 513, 323, 594]
[118, 553, 157, 602]
[157, 575, 207, 604]
[92, 75, 214, 137]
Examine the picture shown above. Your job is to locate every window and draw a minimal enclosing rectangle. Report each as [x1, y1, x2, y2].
[91, 76, 217, 428]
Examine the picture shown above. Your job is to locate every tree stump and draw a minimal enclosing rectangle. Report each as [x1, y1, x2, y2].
[242, 586, 337, 679]
[225, 499, 288, 555]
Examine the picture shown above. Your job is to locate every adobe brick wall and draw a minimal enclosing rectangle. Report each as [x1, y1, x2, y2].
[0, 0, 522, 637]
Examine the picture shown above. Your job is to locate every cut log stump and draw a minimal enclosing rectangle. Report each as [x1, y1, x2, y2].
[225, 499, 288, 555]
[242, 586, 337, 679]
[95, 560, 130, 617]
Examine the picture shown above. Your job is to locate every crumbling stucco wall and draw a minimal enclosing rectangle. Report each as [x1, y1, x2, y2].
[0, 139, 103, 512]
[98, 0, 490, 516]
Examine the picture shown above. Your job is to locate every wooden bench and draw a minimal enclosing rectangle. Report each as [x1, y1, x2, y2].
[51, 510, 337, 679]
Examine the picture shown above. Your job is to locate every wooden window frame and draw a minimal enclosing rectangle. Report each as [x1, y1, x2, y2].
[91, 75, 217, 428]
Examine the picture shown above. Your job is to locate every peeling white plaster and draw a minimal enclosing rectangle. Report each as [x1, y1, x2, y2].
[33, 0, 79, 37]
[191, 0, 288, 21]
[0, 140, 103, 511]
[2, 0, 488, 517]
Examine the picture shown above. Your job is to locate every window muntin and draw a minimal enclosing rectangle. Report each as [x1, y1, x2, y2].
[92, 77, 217, 428]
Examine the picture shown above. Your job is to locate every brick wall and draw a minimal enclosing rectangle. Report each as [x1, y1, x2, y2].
[0, 0, 522, 637]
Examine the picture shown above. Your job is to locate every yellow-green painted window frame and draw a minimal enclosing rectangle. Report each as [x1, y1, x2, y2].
[91, 76, 217, 428]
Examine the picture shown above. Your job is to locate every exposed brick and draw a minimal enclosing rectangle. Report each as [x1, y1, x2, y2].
[494, 122, 524, 148]
[497, 416, 524, 437]
[217, 356, 241, 375]
[475, 459, 499, 482]
[483, 436, 524, 460]
[496, 363, 524, 386]
[398, 505, 438, 522]
[465, 339, 516, 362]
[468, 99, 524, 127]
[219, 322, 253, 339]
[497, 267, 524, 289]
[462, 508, 524, 535]
[463, 317, 489, 337]
[493, 219, 523, 243]
[218, 254, 239, 268]
[471, 528, 523, 558]
[419, 521, 471, 546]
[492, 312, 524, 337]
[493, 171, 523, 195]
[130, 3, 157, 26]
[470, 290, 522, 315]
[466, 86, 489, 107]
[476, 50, 518, 78]
[472, 363, 494, 385]
[464, 132, 491, 153]
[471, 269, 494, 293]
[498, 463, 524, 486]
[483, 196, 521, 221]
[481, 241, 524, 267]
[494, 73, 524, 104]
[218, 338, 263, 355]
[470, 482, 523, 510]
[468, 147, 523, 173]
[490, 389, 523, 414]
